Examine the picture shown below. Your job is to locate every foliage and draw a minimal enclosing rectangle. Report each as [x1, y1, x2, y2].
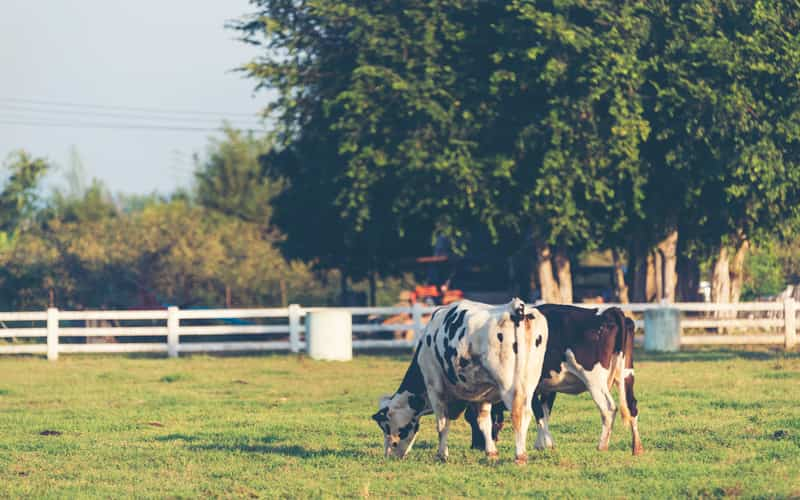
[194, 126, 283, 228]
[0, 197, 336, 310]
[0, 150, 49, 235]
[234, 0, 800, 298]
[0, 352, 799, 497]
[742, 243, 786, 299]
[640, 0, 800, 253]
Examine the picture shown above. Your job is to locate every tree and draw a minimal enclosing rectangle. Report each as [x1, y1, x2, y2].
[194, 126, 282, 229]
[0, 151, 49, 236]
[636, 0, 800, 303]
[233, 1, 497, 304]
[487, 1, 651, 302]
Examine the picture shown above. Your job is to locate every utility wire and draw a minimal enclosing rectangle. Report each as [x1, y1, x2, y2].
[0, 97, 260, 118]
[0, 119, 258, 133]
[0, 103, 264, 126]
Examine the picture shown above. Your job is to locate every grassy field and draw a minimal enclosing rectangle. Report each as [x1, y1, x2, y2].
[0, 349, 799, 498]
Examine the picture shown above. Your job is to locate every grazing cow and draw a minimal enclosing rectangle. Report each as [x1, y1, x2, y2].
[466, 305, 644, 455]
[371, 298, 549, 464]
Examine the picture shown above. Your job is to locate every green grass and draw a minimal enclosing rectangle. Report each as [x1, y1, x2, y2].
[1, 349, 799, 498]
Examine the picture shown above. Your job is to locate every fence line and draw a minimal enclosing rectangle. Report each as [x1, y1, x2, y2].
[0, 300, 796, 360]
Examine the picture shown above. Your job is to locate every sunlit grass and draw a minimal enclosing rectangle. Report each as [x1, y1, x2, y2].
[0, 349, 798, 498]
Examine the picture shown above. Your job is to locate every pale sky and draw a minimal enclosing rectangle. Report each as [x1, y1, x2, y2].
[0, 0, 273, 195]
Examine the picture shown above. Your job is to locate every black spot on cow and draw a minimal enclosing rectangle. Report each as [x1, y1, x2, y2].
[398, 421, 416, 439]
[372, 407, 390, 433]
[512, 342, 518, 354]
[430, 308, 441, 322]
[433, 342, 451, 383]
[409, 394, 426, 413]
[426, 335, 432, 347]
[458, 374, 467, 382]
[458, 328, 465, 341]
[536, 335, 542, 347]
[497, 333, 503, 342]
[442, 342, 459, 385]
[442, 307, 458, 331]
[458, 357, 469, 368]
[448, 309, 468, 339]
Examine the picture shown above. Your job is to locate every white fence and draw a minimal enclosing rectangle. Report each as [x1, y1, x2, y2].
[0, 300, 796, 360]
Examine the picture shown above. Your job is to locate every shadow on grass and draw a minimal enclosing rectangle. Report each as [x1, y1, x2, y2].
[635, 347, 799, 363]
[162, 432, 366, 459]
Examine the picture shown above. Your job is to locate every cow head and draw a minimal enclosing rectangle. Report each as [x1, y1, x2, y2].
[371, 391, 425, 458]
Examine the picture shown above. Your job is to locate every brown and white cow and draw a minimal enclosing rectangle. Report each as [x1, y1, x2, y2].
[372, 298, 549, 464]
[466, 304, 644, 455]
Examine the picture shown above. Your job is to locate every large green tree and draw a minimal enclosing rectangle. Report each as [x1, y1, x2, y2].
[632, 0, 800, 303]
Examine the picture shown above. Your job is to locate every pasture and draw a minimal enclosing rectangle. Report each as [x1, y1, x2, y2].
[0, 350, 798, 498]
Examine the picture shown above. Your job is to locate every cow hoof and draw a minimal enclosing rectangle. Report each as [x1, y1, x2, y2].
[632, 444, 644, 456]
[436, 453, 448, 463]
[515, 454, 528, 465]
[486, 451, 499, 461]
[597, 444, 609, 452]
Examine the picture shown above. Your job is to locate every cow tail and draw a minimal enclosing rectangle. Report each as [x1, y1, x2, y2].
[510, 300, 528, 431]
[613, 309, 634, 427]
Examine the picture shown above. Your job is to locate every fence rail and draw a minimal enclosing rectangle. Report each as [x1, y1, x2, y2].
[0, 300, 796, 360]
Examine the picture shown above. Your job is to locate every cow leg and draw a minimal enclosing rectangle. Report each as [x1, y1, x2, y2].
[504, 389, 533, 465]
[624, 374, 644, 455]
[565, 349, 616, 451]
[464, 404, 486, 450]
[533, 391, 556, 450]
[428, 395, 451, 462]
[490, 403, 505, 442]
[615, 353, 644, 456]
[474, 402, 498, 460]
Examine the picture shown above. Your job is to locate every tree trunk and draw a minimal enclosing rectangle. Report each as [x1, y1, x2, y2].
[630, 243, 647, 302]
[711, 246, 731, 303]
[339, 269, 349, 306]
[656, 229, 679, 303]
[612, 249, 629, 303]
[652, 249, 663, 302]
[553, 248, 573, 304]
[535, 242, 562, 303]
[645, 250, 657, 302]
[729, 237, 749, 303]
[279, 278, 288, 307]
[677, 255, 699, 302]
[368, 270, 377, 307]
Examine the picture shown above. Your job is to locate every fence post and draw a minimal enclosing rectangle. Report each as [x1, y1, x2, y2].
[785, 298, 797, 350]
[46, 307, 59, 361]
[288, 304, 302, 353]
[167, 306, 179, 358]
[411, 302, 423, 345]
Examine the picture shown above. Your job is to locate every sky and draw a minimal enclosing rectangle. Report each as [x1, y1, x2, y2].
[0, 1, 273, 195]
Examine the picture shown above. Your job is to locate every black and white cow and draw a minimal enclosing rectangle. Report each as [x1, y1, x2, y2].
[466, 304, 644, 455]
[372, 298, 549, 464]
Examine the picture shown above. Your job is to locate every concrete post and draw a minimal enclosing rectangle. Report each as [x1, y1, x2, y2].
[46, 307, 59, 361]
[167, 306, 179, 358]
[306, 309, 352, 361]
[288, 304, 302, 353]
[644, 307, 681, 352]
[411, 302, 423, 345]
[785, 298, 797, 350]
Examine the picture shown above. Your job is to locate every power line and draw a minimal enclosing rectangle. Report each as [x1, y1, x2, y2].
[0, 119, 260, 133]
[0, 103, 264, 126]
[0, 97, 261, 118]
[0, 102, 264, 125]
